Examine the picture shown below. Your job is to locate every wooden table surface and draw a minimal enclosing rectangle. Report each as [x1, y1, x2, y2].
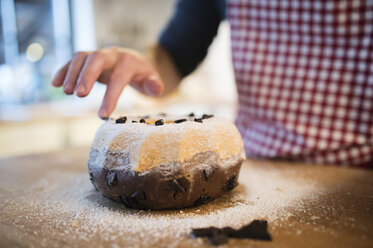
[0, 147, 372, 248]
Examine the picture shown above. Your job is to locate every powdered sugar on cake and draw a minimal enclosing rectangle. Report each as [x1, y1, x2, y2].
[89, 116, 246, 173]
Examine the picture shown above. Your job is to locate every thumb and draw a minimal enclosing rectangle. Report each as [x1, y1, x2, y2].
[142, 76, 164, 96]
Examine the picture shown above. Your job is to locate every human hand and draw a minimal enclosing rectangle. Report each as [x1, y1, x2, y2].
[52, 47, 164, 118]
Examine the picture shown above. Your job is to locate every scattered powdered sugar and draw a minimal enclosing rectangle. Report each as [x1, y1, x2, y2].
[1, 163, 322, 247]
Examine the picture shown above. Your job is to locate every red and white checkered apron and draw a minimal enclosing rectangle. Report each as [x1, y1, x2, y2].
[227, 0, 373, 168]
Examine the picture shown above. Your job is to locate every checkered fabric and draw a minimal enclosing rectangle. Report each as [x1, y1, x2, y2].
[228, 0, 373, 167]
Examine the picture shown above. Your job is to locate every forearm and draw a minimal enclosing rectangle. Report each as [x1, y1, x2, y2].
[146, 44, 182, 96]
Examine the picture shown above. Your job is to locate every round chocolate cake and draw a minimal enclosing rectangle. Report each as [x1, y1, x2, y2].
[88, 114, 246, 210]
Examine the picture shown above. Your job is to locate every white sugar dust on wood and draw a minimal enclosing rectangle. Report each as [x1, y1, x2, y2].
[0, 164, 321, 247]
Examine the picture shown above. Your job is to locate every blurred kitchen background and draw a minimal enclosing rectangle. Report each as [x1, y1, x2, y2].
[0, 0, 237, 157]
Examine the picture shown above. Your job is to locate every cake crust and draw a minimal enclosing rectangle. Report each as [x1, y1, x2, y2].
[88, 114, 245, 209]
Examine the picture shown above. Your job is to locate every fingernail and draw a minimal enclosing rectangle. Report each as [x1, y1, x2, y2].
[77, 84, 86, 95]
[63, 85, 73, 94]
[98, 108, 107, 118]
[144, 80, 161, 96]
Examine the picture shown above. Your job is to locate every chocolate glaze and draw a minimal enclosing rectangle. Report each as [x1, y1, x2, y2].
[88, 149, 243, 210]
[222, 174, 238, 191]
[203, 166, 217, 180]
[106, 172, 117, 187]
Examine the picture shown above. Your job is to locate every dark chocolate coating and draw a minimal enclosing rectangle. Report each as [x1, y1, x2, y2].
[88, 149, 243, 210]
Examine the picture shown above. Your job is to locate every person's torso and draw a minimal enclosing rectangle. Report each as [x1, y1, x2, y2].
[227, 0, 373, 167]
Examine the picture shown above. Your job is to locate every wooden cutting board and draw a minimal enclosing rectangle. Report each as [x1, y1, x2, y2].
[0, 147, 372, 248]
